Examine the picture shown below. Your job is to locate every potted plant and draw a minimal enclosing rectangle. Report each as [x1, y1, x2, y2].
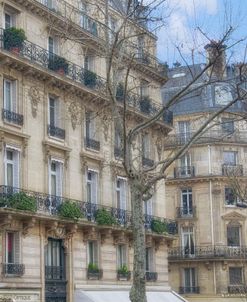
[48, 54, 69, 75]
[7, 192, 37, 213]
[84, 69, 97, 87]
[87, 263, 102, 280]
[151, 219, 168, 234]
[95, 208, 117, 225]
[3, 27, 26, 54]
[58, 200, 83, 220]
[117, 265, 131, 281]
[140, 96, 151, 114]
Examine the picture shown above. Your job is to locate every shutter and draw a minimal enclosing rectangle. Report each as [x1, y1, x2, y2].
[12, 81, 17, 113]
[93, 241, 98, 265]
[14, 232, 20, 264]
[13, 151, 20, 188]
[92, 172, 98, 204]
[120, 180, 126, 210]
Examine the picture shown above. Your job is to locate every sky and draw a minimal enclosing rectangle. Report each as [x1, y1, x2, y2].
[152, 0, 247, 66]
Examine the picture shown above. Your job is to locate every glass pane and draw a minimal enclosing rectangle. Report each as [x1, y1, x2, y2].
[51, 175, 56, 195]
[7, 233, 14, 263]
[4, 81, 11, 111]
[227, 226, 240, 246]
[7, 163, 13, 187]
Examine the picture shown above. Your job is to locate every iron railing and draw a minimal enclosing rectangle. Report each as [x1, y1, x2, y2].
[222, 164, 243, 176]
[164, 130, 247, 148]
[45, 265, 66, 280]
[168, 245, 247, 260]
[179, 287, 200, 294]
[85, 137, 100, 151]
[3, 263, 25, 276]
[174, 166, 195, 178]
[48, 125, 65, 140]
[0, 185, 178, 235]
[145, 272, 158, 281]
[87, 269, 103, 280]
[176, 207, 196, 219]
[2, 109, 24, 126]
[228, 285, 247, 294]
[142, 156, 154, 167]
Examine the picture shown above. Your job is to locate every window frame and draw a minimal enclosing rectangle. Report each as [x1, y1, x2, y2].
[86, 169, 98, 204]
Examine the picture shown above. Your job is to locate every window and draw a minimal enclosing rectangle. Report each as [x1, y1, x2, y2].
[4, 148, 20, 188]
[225, 187, 237, 206]
[181, 188, 193, 216]
[183, 268, 197, 293]
[48, 36, 58, 55]
[87, 170, 98, 203]
[85, 112, 99, 150]
[49, 97, 61, 128]
[140, 81, 149, 98]
[4, 11, 16, 29]
[4, 231, 22, 276]
[179, 153, 192, 176]
[42, 0, 57, 11]
[3, 79, 17, 113]
[114, 126, 122, 156]
[227, 225, 240, 247]
[229, 267, 243, 285]
[109, 16, 117, 43]
[49, 160, 63, 197]
[145, 247, 154, 272]
[88, 241, 98, 265]
[144, 198, 152, 216]
[222, 119, 234, 134]
[84, 55, 95, 71]
[116, 177, 127, 210]
[142, 133, 150, 159]
[45, 238, 65, 280]
[223, 151, 237, 165]
[178, 121, 190, 143]
[181, 227, 195, 256]
[117, 245, 127, 269]
[137, 36, 145, 59]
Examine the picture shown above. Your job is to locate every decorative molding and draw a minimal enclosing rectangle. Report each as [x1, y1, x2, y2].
[0, 127, 30, 155]
[83, 227, 99, 243]
[222, 260, 228, 270]
[29, 86, 41, 118]
[22, 217, 36, 237]
[68, 100, 83, 130]
[204, 261, 212, 270]
[0, 214, 13, 228]
[42, 140, 71, 167]
[80, 152, 105, 172]
[100, 229, 112, 244]
[222, 211, 246, 221]
[146, 235, 153, 247]
[113, 231, 128, 245]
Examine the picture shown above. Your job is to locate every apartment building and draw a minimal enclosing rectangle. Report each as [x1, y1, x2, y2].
[0, 0, 183, 301]
[163, 45, 247, 301]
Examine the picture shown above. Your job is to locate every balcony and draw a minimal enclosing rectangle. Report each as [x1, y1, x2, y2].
[168, 245, 247, 260]
[85, 137, 100, 151]
[48, 124, 65, 140]
[179, 287, 200, 294]
[142, 156, 154, 167]
[228, 285, 247, 294]
[145, 272, 158, 282]
[0, 185, 178, 235]
[45, 265, 65, 280]
[3, 263, 25, 276]
[174, 166, 195, 178]
[222, 164, 243, 176]
[2, 109, 24, 126]
[176, 207, 196, 219]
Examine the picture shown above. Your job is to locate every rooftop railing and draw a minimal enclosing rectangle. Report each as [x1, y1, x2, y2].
[0, 185, 177, 235]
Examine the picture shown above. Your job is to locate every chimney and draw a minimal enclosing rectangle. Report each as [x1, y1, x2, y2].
[204, 40, 227, 79]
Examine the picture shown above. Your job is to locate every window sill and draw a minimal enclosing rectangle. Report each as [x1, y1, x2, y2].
[3, 120, 23, 129]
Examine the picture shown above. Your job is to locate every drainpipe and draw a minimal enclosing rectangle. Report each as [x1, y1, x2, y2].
[208, 144, 217, 294]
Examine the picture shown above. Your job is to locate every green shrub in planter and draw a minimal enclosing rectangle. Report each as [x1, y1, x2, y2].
[4, 27, 26, 51]
[48, 54, 69, 74]
[88, 262, 99, 272]
[117, 264, 129, 274]
[84, 69, 97, 87]
[151, 219, 168, 234]
[8, 192, 37, 213]
[95, 208, 117, 225]
[58, 200, 83, 220]
[140, 96, 151, 114]
[117, 264, 131, 280]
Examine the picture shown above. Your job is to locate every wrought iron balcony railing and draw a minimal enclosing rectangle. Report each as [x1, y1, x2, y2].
[168, 245, 247, 260]
[222, 164, 243, 176]
[145, 272, 158, 282]
[85, 137, 100, 151]
[176, 207, 196, 219]
[179, 287, 200, 294]
[3, 263, 25, 276]
[48, 124, 65, 140]
[174, 166, 195, 178]
[2, 108, 24, 126]
[164, 130, 247, 148]
[228, 285, 247, 294]
[0, 185, 178, 235]
[142, 156, 154, 167]
[45, 265, 66, 280]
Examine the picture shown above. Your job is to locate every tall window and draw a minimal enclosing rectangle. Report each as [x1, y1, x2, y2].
[145, 247, 154, 272]
[109, 16, 117, 43]
[87, 170, 98, 203]
[5, 231, 20, 265]
[182, 227, 195, 256]
[183, 268, 196, 293]
[223, 151, 237, 165]
[4, 11, 16, 29]
[144, 198, 153, 216]
[140, 81, 149, 98]
[181, 188, 193, 216]
[49, 97, 61, 128]
[229, 267, 243, 285]
[137, 36, 145, 59]
[178, 121, 190, 143]
[4, 148, 20, 188]
[3, 79, 17, 113]
[88, 241, 98, 265]
[85, 112, 96, 140]
[49, 160, 63, 197]
[45, 238, 65, 280]
[48, 36, 58, 56]
[225, 187, 237, 206]
[84, 55, 95, 71]
[117, 245, 127, 269]
[179, 153, 192, 177]
[227, 225, 240, 247]
[116, 177, 127, 210]
[222, 118, 234, 134]
[142, 133, 150, 159]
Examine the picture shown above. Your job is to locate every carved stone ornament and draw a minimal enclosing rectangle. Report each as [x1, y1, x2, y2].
[155, 136, 163, 161]
[100, 229, 112, 244]
[68, 101, 83, 130]
[83, 227, 99, 243]
[0, 214, 13, 228]
[29, 86, 41, 118]
[113, 231, 128, 245]
[22, 217, 36, 237]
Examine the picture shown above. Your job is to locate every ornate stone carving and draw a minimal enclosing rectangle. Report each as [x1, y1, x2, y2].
[29, 86, 41, 118]
[155, 136, 163, 161]
[83, 227, 99, 243]
[113, 231, 128, 245]
[100, 229, 112, 244]
[0, 214, 13, 228]
[68, 101, 83, 130]
[22, 217, 36, 237]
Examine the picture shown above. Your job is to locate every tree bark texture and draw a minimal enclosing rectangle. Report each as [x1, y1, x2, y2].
[129, 180, 147, 302]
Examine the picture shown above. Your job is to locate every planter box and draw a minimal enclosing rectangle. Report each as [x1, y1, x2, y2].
[87, 269, 103, 280]
[117, 271, 131, 281]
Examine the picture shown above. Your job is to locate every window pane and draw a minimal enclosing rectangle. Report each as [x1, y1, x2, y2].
[229, 267, 242, 284]
[7, 163, 13, 187]
[223, 152, 236, 165]
[7, 233, 15, 263]
[51, 175, 56, 195]
[227, 226, 240, 246]
[4, 81, 11, 111]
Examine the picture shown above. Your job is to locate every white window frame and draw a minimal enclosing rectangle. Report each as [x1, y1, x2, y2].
[84, 55, 95, 72]
[4, 146, 20, 188]
[183, 267, 196, 290]
[3, 78, 17, 113]
[117, 244, 127, 269]
[181, 188, 193, 215]
[223, 151, 237, 166]
[49, 96, 61, 128]
[49, 158, 63, 197]
[116, 177, 127, 210]
[142, 133, 151, 159]
[86, 169, 98, 204]
[87, 241, 99, 265]
[181, 227, 195, 256]
[145, 247, 154, 272]
[5, 231, 20, 265]
[4, 10, 16, 29]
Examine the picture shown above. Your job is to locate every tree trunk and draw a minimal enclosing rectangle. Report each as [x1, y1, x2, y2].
[129, 180, 147, 302]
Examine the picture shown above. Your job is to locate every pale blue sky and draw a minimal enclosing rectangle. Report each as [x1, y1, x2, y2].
[155, 0, 247, 66]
